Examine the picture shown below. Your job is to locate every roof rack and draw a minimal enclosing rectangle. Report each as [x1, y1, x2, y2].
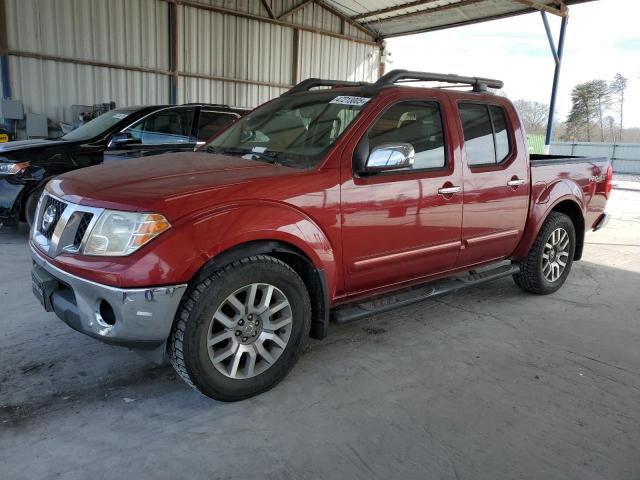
[282, 78, 372, 96]
[182, 103, 231, 108]
[375, 69, 504, 93]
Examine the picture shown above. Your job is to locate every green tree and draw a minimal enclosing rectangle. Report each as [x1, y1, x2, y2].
[610, 73, 628, 142]
[590, 80, 611, 142]
[566, 82, 597, 141]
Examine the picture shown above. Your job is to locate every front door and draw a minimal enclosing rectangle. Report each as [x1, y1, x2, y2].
[104, 106, 197, 160]
[341, 98, 463, 294]
[455, 102, 530, 267]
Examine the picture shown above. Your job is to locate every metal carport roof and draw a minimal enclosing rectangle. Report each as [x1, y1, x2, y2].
[323, 0, 594, 38]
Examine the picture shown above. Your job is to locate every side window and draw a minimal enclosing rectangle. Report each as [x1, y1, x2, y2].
[197, 111, 238, 142]
[459, 103, 512, 166]
[126, 107, 195, 145]
[367, 101, 446, 170]
[490, 105, 510, 162]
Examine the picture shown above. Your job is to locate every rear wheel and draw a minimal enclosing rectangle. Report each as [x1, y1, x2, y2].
[168, 255, 311, 401]
[513, 212, 576, 295]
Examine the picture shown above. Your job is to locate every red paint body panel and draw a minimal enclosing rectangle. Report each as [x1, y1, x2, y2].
[36, 85, 610, 306]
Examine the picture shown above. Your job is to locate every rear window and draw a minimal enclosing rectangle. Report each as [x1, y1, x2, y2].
[459, 103, 512, 166]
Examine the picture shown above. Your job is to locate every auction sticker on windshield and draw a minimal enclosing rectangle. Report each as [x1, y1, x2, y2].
[329, 96, 370, 106]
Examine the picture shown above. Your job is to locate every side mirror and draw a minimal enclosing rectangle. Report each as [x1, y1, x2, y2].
[365, 143, 415, 173]
[109, 132, 141, 148]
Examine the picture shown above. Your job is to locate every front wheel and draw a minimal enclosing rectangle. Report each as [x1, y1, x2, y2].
[25, 186, 45, 227]
[513, 212, 576, 295]
[168, 255, 311, 401]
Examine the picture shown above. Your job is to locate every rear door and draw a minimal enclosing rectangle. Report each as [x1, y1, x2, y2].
[104, 106, 197, 160]
[455, 102, 529, 267]
[341, 95, 463, 293]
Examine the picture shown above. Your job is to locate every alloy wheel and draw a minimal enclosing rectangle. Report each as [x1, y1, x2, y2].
[206, 283, 293, 379]
[542, 227, 570, 282]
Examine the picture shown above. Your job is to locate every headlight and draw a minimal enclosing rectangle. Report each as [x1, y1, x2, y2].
[84, 210, 171, 256]
[0, 161, 29, 175]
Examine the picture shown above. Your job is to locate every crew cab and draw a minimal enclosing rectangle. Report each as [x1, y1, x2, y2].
[0, 103, 246, 227]
[29, 70, 612, 401]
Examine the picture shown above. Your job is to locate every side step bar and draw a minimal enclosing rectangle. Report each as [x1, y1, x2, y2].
[331, 263, 520, 325]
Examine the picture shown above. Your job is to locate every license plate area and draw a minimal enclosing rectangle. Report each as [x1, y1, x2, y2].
[32, 264, 60, 312]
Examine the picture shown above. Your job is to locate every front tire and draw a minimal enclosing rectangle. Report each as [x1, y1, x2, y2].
[25, 186, 45, 227]
[168, 255, 311, 401]
[513, 212, 576, 295]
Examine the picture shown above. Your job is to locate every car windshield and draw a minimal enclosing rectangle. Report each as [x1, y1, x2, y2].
[61, 109, 137, 141]
[205, 91, 372, 168]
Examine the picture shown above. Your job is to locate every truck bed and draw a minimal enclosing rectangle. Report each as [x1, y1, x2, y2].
[529, 154, 611, 232]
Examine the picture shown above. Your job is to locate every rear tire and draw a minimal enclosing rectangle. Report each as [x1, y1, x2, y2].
[513, 212, 576, 295]
[168, 255, 311, 401]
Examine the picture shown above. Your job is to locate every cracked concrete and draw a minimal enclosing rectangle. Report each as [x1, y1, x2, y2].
[1, 189, 639, 480]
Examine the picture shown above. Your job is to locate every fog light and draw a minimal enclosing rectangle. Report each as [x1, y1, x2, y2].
[98, 299, 116, 326]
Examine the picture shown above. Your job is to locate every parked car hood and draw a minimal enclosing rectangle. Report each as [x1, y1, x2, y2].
[48, 151, 304, 220]
[0, 139, 70, 154]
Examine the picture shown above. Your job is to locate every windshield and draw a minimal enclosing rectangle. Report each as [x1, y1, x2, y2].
[206, 92, 372, 168]
[61, 109, 137, 141]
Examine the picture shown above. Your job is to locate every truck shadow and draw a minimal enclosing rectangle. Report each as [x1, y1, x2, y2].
[2, 219, 638, 422]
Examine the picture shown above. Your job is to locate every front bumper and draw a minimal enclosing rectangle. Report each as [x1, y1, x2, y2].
[31, 246, 187, 350]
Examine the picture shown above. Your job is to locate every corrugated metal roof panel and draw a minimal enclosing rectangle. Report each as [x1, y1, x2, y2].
[325, 0, 596, 37]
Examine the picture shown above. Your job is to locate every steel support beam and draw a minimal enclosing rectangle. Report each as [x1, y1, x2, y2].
[0, 0, 10, 99]
[168, 0, 378, 46]
[515, 0, 567, 17]
[168, 0, 179, 104]
[543, 11, 568, 153]
[291, 28, 300, 85]
[260, 0, 275, 19]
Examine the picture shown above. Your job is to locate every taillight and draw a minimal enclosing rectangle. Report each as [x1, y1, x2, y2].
[604, 164, 613, 199]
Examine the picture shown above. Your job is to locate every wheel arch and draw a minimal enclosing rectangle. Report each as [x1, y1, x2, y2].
[549, 199, 585, 260]
[188, 239, 330, 340]
[513, 194, 585, 261]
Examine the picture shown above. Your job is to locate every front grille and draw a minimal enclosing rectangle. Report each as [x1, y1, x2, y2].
[39, 196, 68, 239]
[73, 213, 94, 248]
[32, 193, 103, 258]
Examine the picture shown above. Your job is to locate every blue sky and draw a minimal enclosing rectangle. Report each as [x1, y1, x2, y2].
[387, 0, 640, 127]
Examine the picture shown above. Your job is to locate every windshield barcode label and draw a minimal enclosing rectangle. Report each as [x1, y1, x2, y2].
[330, 96, 370, 106]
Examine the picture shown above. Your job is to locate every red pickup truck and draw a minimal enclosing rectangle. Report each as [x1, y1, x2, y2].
[30, 70, 612, 401]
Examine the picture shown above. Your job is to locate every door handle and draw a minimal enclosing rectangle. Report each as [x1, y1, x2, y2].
[437, 186, 462, 195]
[507, 179, 526, 187]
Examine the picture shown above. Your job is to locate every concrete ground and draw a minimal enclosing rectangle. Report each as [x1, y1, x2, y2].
[1, 190, 639, 480]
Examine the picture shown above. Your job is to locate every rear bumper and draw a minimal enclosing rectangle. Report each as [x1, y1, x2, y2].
[31, 246, 187, 350]
[593, 213, 610, 231]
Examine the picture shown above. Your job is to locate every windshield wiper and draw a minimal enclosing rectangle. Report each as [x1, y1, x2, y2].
[206, 146, 279, 165]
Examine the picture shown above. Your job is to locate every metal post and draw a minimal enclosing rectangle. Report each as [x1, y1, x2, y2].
[168, 1, 179, 105]
[543, 12, 568, 154]
[0, 0, 10, 99]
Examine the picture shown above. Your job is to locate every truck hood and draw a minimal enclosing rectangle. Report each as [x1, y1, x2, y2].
[48, 151, 304, 220]
[0, 139, 69, 153]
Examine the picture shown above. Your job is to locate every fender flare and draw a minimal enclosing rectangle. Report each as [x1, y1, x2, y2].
[182, 202, 338, 339]
[513, 179, 586, 260]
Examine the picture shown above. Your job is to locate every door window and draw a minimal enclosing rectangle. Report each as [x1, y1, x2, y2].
[125, 107, 195, 145]
[197, 111, 239, 141]
[365, 101, 446, 171]
[459, 103, 512, 166]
